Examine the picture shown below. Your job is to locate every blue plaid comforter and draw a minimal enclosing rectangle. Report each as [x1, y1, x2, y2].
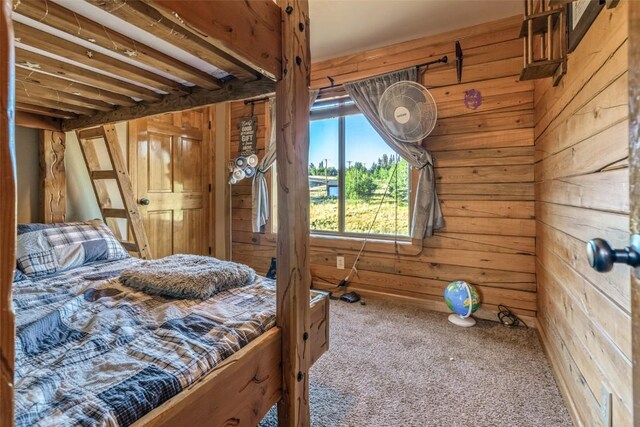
[13, 258, 301, 426]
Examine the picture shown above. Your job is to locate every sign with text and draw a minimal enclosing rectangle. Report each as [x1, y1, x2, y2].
[238, 116, 258, 156]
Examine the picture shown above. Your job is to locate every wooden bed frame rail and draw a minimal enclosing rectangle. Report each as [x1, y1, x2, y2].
[133, 295, 328, 427]
[0, 0, 316, 426]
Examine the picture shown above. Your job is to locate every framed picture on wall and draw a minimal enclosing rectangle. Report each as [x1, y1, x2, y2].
[567, 0, 604, 52]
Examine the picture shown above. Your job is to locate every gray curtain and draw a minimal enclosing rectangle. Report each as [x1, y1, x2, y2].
[344, 68, 443, 237]
[252, 90, 319, 232]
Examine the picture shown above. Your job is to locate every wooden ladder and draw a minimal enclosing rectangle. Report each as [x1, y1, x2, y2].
[76, 125, 151, 259]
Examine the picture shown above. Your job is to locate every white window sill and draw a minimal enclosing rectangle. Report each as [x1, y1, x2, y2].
[262, 232, 422, 255]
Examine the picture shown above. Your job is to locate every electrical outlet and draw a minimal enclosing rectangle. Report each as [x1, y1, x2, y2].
[600, 385, 612, 427]
[337, 256, 345, 270]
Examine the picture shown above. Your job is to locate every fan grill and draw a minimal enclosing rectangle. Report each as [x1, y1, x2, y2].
[378, 81, 437, 143]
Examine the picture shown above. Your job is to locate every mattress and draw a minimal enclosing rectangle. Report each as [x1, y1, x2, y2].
[12, 257, 312, 426]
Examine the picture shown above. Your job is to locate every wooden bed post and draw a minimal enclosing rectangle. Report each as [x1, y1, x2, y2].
[40, 130, 66, 223]
[275, 0, 311, 426]
[0, 0, 15, 424]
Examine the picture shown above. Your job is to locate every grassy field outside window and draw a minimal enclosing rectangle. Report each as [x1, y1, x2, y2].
[309, 108, 410, 237]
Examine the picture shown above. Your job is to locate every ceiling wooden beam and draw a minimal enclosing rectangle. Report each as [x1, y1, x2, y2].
[16, 80, 115, 112]
[16, 48, 162, 102]
[16, 67, 137, 107]
[14, 22, 190, 96]
[16, 93, 96, 116]
[16, 102, 78, 119]
[13, 0, 222, 90]
[150, 0, 281, 80]
[85, 0, 259, 82]
[62, 78, 275, 131]
[15, 111, 63, 131]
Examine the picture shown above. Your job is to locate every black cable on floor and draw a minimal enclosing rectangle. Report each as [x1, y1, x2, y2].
[497, 304, 528, 328]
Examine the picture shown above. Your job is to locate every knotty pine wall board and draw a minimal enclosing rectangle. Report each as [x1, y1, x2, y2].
[228, 15, 537, 324]
[533, 1, 631, 425]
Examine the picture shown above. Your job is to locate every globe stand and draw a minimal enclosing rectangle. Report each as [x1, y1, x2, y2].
[448, 313, 476, 327]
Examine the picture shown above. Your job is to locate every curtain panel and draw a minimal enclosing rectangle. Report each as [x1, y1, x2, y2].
[251, 90, 319, 232]
[343, 68, 443, 238]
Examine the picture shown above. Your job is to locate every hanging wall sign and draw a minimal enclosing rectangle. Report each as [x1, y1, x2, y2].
[238, 116, 258, 156]
[229, 116, 259, 185]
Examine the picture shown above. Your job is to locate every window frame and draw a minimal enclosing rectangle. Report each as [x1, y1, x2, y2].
[308, 97, 414, 241]
[263, 95, 423, 256]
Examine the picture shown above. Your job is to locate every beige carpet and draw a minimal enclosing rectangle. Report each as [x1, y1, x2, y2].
[261, 298, 572, 427]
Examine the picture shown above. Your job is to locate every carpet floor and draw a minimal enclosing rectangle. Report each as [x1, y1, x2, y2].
[260, 298, 572, 427]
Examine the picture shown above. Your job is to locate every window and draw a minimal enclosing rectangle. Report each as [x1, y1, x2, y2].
[309, 99, 411, 238]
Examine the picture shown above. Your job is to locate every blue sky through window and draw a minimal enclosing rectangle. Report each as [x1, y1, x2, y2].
[310, 114, 393, 169]
[308, 112, 410, 236]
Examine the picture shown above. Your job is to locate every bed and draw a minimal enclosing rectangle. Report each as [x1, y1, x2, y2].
[13, 256, 328, 427]
[1, 0, 316, 425]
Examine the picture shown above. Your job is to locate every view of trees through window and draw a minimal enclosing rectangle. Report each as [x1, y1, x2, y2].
[309, 110, 410, 236]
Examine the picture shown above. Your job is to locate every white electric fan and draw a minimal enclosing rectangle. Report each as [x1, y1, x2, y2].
[378, 80, 437, 143]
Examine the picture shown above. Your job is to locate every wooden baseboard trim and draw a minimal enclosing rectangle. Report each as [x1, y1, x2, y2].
[536, 321, 581, 427]
[315, 282, 537, 328]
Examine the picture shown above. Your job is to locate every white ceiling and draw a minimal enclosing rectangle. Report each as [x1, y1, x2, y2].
[309, 0, 523, 61]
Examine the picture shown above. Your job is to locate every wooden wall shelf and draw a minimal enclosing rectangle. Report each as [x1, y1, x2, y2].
[520, 58, 564, 81]
[519, 9, 560, 38]
[519, 0, 566, 85]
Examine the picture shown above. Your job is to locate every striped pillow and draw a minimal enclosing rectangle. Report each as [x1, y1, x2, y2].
[16, 220, 129, 278]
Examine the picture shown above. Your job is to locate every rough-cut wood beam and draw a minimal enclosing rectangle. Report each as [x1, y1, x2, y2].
[150, 0, 281, 80]
[630, 2, 640, 424]
[0, 1, 15, 424]
[16, 48, 161, 102]
[275, 0, 311, 425]
[85, 0, 258, 82]
[14, 22, 189, 96]
[13, 0, 222, 90]
[16, 67, 136, 107]
[16, 80, 115, 111]
[16, 111, 62, 131]
[40, 130, 66, 223]
[16, 93, 96, 116]
[16, 102, 77, 119]
[62, 78, 275, 131]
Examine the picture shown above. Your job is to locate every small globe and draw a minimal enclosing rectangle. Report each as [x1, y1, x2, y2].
[444, 280, 480, 318]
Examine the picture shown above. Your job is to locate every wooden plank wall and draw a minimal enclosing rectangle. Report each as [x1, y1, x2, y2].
[40, 129, 66, 223]
[229, 15, 538, 324]
[534, 2, 631, 426]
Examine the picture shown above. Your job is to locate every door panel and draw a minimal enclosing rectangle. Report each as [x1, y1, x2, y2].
[178, 138, 203, 192]
[148, 210, 174, 259]
[131, 108, 211, 258]
[147, 132, 173, 192]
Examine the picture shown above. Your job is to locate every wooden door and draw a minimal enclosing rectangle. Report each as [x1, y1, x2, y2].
[630, 4, 640, 425]
[129, 108, 212, 259]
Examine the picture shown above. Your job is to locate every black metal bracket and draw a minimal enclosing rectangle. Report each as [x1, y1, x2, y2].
[243, 96, 270, 105]
[418, 55, 448, 68]
[455, 40, 463, 84]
